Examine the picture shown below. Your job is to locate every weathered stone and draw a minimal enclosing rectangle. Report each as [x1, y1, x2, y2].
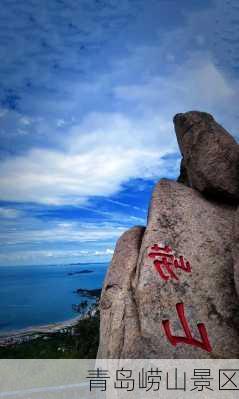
[177, 158, 190, 186]
[98, 111, 239, 359]
[233, 207, 239, 298]
[133, 179, 239, 358]
[98, 179, 239, 358]
[98, 226, 145, 358]
[174, 111, 239, 203]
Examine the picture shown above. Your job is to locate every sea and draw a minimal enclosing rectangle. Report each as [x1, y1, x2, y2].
[0, 262, 108, 334]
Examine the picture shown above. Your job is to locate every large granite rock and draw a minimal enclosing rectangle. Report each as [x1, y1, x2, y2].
[98, 226, 145, 358]
[134, 179, 239, 358]
[233, 207, 239, 297]
[98, 111, 239, 359]
[174, 111, 239, 202]
[98, 180, 239, 358]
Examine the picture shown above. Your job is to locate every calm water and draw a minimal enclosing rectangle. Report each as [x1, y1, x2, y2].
[0, 263, 108, 333]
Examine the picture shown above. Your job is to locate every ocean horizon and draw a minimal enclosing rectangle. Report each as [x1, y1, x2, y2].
[0, 262, 108, 334]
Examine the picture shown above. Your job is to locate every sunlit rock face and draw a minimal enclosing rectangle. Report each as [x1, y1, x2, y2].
[97, 226, 145, 359]
[174, 111, 239, 203]
[98, 112, 239, 359]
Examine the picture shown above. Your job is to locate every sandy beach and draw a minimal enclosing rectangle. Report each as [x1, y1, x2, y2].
[0, 314, 84, 346]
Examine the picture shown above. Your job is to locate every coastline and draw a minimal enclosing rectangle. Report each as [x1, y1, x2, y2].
[0, 313, 84, 346]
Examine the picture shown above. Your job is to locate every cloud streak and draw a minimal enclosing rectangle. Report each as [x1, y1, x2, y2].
[0, 207, 23, 219]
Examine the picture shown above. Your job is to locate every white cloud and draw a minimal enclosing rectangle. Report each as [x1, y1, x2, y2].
[56, 119, 67, 128]
[0, 53, 238, 207]
[114, 58, 236, 109]
[0, 220, 126, 245]
[2, 54, 238, 206]
[0, 207, 23, 219]
[19, 116, 32, 126]
[0, 111, 177, 205]
[113, 53, 239, 138]
[0, 247, 114, 264]
[94, 248, 114, 256]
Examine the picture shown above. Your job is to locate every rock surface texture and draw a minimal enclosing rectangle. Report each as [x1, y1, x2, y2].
[174, 111, 239, 202]
[98, 111, 239, 358]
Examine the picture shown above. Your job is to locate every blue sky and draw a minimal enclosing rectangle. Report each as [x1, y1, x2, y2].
[0, 0, 239, 265]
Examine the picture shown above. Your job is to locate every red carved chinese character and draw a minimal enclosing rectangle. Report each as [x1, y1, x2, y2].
[154, 258, 179, 281]
[148, 244, 191, 281]
[162, 303, 212, 352]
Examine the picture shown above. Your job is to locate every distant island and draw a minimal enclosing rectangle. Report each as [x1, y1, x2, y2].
[67, 269, 93, 276]
[69, 262, 95, 266]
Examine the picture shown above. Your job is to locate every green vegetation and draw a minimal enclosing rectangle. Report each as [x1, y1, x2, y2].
[0, 310, 100, 359]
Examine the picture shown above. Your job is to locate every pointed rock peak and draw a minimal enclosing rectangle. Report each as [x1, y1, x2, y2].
[173, 111, 214, 153]
[174, 110, 239, 203]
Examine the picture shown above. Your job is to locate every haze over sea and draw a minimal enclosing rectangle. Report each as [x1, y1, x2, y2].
[0, 262, 108, 333]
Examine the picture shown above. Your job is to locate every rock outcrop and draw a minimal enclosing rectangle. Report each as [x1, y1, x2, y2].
[98, 226, 145, 358]
[233, 208, 239, 298]
[98, 111, 239, 358]
[174, 111, 239, 202]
